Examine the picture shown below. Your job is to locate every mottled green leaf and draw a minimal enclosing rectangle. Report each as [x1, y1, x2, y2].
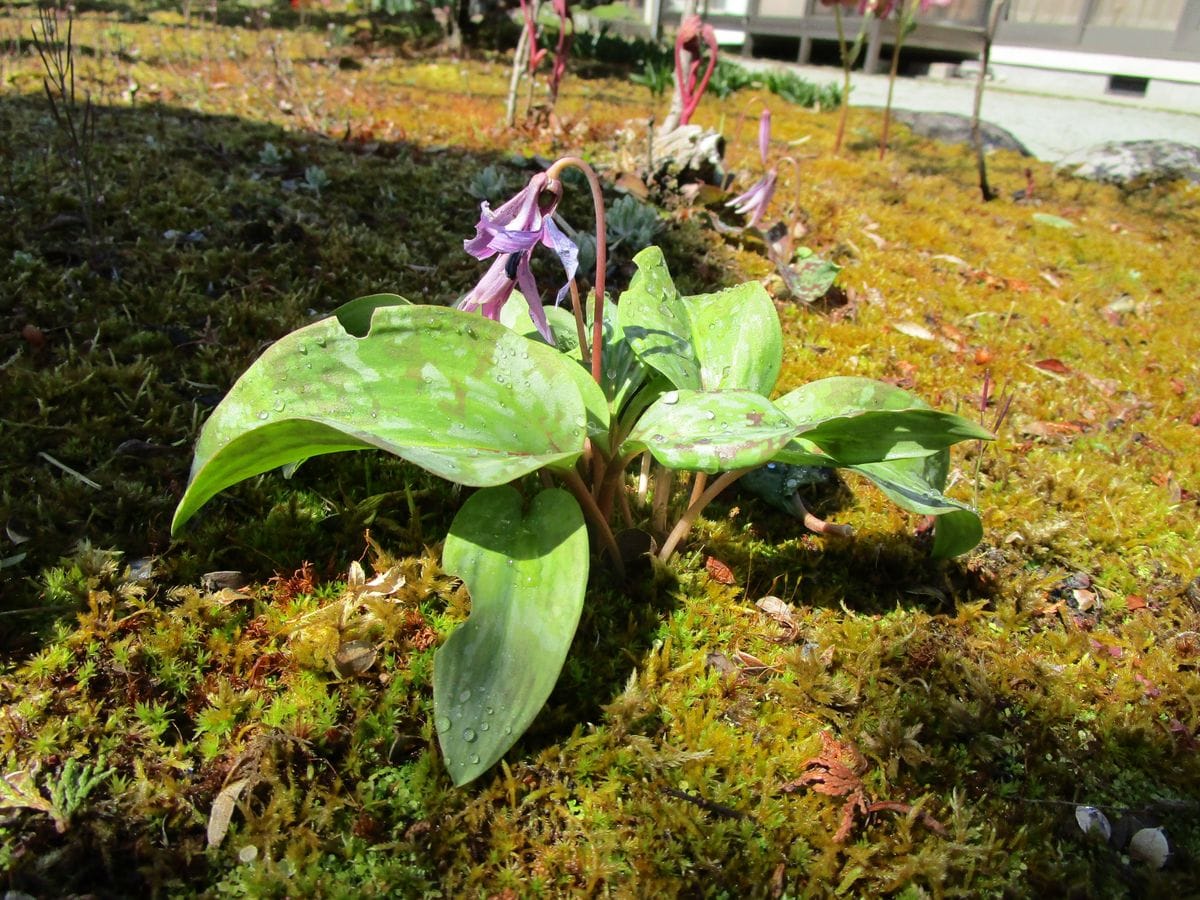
[775, 376, 992, 465]
[435, 486, 588, 785]
[173, 306, 607, 531]
[329, 293, 411, 337]
[621, 246, 782, 394]
[622, 389, 798, 473]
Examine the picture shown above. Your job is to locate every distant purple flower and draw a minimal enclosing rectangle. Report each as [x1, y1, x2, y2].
[758, 108, 771, 166]
[725, 170, 777, 230]
[459, 172, 578, 343]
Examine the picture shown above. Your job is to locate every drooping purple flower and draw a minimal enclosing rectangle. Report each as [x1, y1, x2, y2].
[725, 170, 777, 230]
[459, 173, 578, 343]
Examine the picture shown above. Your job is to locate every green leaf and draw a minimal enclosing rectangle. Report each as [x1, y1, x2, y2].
[621, 246, 782, 395]
[622, 389, 799, 473]
[173, 306, 607, 531]
[777, 249, 841, 303]
[850, 454, 983, 557]
[435, 486, 588, 785]
[329, 293, 411, 337]
[775, 377, 992, 465]
[592, 301, 650, 417]
[498, 302, 611, 454]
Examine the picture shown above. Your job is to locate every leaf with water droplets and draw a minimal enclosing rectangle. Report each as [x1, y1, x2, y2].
[434, 486, 588, 786]
[622, 389, 799, 473]
[173, 306, 607, 531]
[620, 247, 782, 395]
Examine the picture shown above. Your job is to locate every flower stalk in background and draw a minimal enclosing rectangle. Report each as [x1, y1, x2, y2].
[876, 0, 954, 158]
[673, 14, 718, 126]
[548, 0, 573, 104]
[821, 0, 871, 154]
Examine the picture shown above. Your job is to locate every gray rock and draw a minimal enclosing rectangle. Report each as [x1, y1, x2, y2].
[1056, 139, 1200, 186]
[890, 110, 1031, 156]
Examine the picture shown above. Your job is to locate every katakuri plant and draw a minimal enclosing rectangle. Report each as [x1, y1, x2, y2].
[172, 156, 991, 785]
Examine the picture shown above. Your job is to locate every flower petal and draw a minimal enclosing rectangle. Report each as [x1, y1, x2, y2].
[541, 217, 579, 307]
[457, 255, 516, 322]
[513, 253, 554, 344]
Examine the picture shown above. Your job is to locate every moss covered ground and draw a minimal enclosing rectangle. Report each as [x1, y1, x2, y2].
[1, 3, 1198, 896]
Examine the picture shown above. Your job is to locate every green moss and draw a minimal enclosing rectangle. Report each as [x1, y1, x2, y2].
[2, 1, 1200, 894]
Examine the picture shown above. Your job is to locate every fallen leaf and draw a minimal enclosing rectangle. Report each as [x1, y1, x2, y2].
[207, 777, 250, 848]
[1125, 595, 1148, 612]
[892, 321, 935, 341]
[334, 639, 377, 678]
[705, 556, 736, 585]
[1034, 358, 1072, 374]
[755, 595, 797, 624]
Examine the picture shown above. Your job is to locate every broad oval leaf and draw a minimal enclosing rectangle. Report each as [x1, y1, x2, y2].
[329, 292, 411, 337]
[498, 302, 612, 453]
[622, 389, 799, 473]
[435, 486, 588, 785]
[775, 376, 992, 465]
[850, 453, 983, 557]
[173, 306, 607, 531]
[621, 246, 782, 395]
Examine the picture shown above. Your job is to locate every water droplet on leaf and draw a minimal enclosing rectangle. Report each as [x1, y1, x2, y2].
[462, 728, 477, 743]
[458, 688, 472, 702]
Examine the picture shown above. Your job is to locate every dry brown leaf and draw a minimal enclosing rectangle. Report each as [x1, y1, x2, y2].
[207, 777, 250, 848]
[705, 556, 736, 585]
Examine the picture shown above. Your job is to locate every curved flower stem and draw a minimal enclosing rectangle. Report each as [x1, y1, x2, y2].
[567, 278, 590, 363]
[545, 156, 607, 386]
[688, 471, 708, 507]
[561, 468, 625, 576]
[657, 468, 752, 562]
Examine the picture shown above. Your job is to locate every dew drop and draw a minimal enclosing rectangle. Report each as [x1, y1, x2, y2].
[479, 722, 490, 732]
[314, 336, 327, 347]
[470, 754, 480, 765]
[503, 725, 512, 735]
[436, 716, 451, 732]
[256, 411, 269, 421]
[298, 343, 308, 355]
[462, 728, 477, 743]
[506, 558, 514, 566]
[703, 411, 715, 420]
[458, 688, 472, 703]
[272, 399, 285, 412]
[661, 390, 679, 404]
[485, 706, 494, 716]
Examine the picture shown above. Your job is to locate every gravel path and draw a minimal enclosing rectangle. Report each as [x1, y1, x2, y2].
[740, 60, 1200, 162]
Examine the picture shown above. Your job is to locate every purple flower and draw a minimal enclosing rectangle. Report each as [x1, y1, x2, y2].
[725, 170, 777, 230]
[459, 173, 578, 343]
[758, 108, 771, 167]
